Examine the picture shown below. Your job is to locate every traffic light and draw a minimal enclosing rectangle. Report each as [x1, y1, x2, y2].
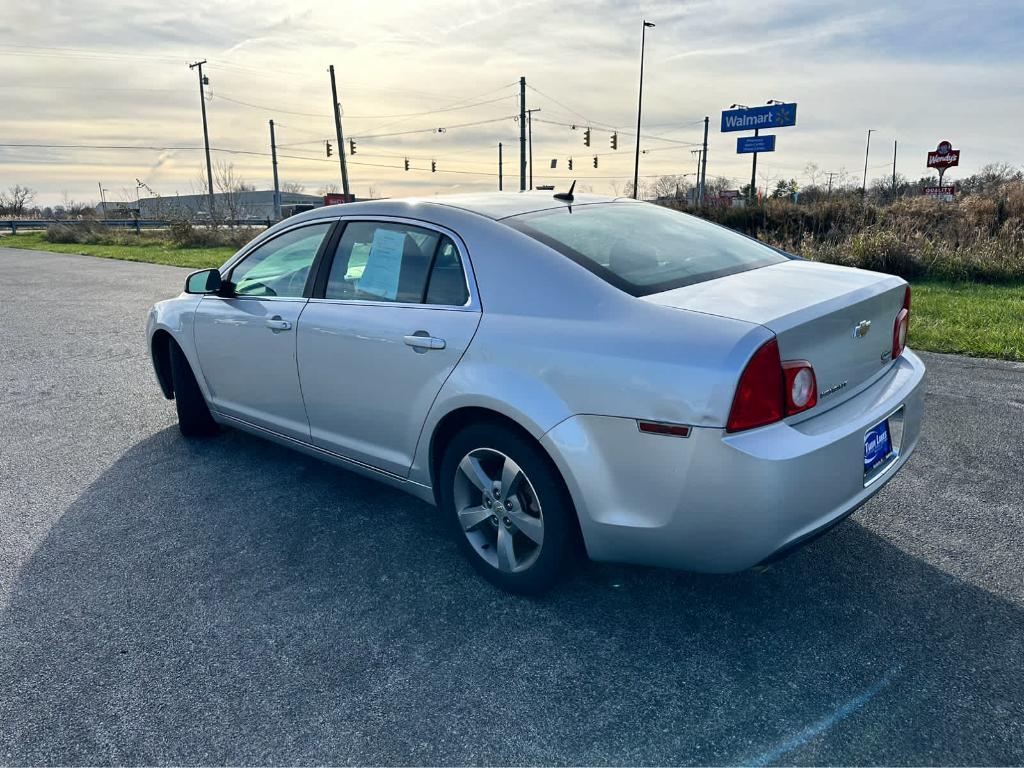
[593, 156, 598, 168]
[583, 128, 591, 147]
[568, 158, 573, 171]
[349, 139, 357, 155]
[325, 140, 332, 157]
[431, 160, 437, 173]
[610, 132, 618, 150]
[404, 158, 410, 171]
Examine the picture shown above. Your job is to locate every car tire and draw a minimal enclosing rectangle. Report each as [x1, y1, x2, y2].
[169, 342, 218, 437]
[439, 422, 578, 594]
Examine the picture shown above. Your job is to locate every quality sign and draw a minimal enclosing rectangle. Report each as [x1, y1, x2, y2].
[721, 103, 798, 133]
[737, 135, 776, 154]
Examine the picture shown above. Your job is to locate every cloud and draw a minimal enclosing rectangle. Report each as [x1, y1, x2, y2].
[2, 0, 1021, 204]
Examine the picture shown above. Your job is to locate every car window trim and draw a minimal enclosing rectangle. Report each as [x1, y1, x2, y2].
[218, 218, 341, 301]
[308, 215, 478, 310]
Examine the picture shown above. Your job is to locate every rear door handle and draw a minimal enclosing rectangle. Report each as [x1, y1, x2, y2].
[404, 334, 446, 350]
[265, 316, 292, 332]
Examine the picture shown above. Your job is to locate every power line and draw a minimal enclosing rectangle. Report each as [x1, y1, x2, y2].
[354, 115, 517, 140]
[210, 91, 518, 121]
[531, 117, 700, 146]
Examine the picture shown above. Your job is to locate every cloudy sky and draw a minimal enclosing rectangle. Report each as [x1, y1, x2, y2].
[2, 0, 1021, 205]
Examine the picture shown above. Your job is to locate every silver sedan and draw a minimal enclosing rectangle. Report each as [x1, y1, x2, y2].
[147, 192, 925, 593]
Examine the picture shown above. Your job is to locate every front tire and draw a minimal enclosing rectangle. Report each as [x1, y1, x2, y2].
[439, 423, 578, 594]
[169, 342, 218, 437]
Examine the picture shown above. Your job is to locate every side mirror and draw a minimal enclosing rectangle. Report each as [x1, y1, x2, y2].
[184, 268, 223, 295]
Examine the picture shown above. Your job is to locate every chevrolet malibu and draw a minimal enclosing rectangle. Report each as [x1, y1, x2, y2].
[147, 192, 925, 593]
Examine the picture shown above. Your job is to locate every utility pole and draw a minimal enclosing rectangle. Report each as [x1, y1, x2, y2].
[826, 172, 836, 196]
[700, 116, 709, 204]
[633, 20, 656, 199]
[328, 65, 351, 197]
[498, 142, 503, 191]
[691, 149, 702, 203]
[892, 139, 898, 200]
[97, 182, 107, 218]
[188, 60, 215, 217]
[862, 128, 875, 195]
[526, 108, 541, 190]
[519, 76, 527, 192]
[269, 119, 281, 220]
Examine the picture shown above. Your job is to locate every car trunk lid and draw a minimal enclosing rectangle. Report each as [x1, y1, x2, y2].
[644, 260, 907, 410]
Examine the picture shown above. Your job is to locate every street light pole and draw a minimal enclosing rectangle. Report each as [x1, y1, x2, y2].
[633, 20, 655, 199]
[862, 128, 876, 195]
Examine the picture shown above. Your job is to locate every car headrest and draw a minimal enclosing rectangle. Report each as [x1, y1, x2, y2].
[608, 245, 658, 277]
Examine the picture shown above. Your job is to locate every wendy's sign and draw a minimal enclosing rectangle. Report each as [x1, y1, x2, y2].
[927, 141, 960, 170]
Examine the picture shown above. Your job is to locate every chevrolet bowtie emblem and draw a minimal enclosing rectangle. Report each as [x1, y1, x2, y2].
[853, 320, 872, 338]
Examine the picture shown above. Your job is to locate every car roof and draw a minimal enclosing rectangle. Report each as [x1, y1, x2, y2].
[424, 191, 628, 220]
[293, 191, 631, 226]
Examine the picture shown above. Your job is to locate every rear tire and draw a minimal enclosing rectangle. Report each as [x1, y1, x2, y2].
[439, 422, 578, 594]
[169, 342, 218, 437]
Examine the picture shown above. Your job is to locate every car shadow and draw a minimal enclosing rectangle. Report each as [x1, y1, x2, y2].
[1, 426, 1021, 765]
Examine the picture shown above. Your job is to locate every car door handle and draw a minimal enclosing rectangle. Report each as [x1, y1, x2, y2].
[265, 316, 292, 332]
[404, 334, 446, 350]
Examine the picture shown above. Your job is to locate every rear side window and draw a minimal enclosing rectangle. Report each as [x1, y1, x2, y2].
[324, 221, 468, 306]
[506, 202, 789, 296]
[425, 238, 469, 306]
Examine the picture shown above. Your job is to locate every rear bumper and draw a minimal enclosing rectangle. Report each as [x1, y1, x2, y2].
[541, 350, 926, 572]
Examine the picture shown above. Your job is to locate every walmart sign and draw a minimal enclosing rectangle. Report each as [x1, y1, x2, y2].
[721, 103, 798, 133]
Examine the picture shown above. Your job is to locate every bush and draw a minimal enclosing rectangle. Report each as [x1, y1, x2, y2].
[44, 221, 110, 244]
[687, 181, 1024, 283]
[168, 220, 262, 249]
[44, 219, 265, 251]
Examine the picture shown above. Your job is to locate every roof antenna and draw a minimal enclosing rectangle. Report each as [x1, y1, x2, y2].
[553, 179, 576, 201]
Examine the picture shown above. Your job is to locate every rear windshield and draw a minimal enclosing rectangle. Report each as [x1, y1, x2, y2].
[506, 202, 790, 296]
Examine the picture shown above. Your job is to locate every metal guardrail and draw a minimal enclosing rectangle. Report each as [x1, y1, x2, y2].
[0, 218, 272, 234]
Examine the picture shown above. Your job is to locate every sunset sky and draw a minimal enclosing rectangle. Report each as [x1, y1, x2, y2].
[2, 0, 1021, 205]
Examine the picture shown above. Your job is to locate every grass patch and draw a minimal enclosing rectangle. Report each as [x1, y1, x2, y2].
[2, 233, 1021, 360]
[909, 281, 1024, 361]
[0, 231, 234, 269]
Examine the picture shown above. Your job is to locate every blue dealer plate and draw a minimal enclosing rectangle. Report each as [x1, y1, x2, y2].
[864, 419, 893, 476]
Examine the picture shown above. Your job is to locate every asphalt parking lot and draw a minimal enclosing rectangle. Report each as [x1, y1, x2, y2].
[1, 246, 1022, 766]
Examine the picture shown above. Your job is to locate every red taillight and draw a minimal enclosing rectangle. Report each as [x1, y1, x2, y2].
[727, 339, 785, 432]
[892, 285, 911, 359]
[727, 339, 818, 433]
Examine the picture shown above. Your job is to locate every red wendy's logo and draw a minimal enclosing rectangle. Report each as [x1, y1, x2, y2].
[928, 141, 959, 169]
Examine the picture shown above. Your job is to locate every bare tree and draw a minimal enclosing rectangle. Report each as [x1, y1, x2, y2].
[281, 181, 306, 194]
[213, 161, 255, 222]
[318, 183, 340, 196]
[0, 185, 36, 217]
[648, 175, 692, 200]
[803, 162, 822, 188]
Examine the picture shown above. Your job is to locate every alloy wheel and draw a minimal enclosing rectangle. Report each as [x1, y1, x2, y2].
[453, 447, 545, 573]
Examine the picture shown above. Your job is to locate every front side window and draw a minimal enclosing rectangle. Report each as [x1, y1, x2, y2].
[325, 221, 467, 305]
[230, 222, 332, 298]
[506, 202, 789, 296]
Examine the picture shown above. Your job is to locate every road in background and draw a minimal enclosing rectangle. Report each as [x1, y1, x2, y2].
[1, 247, 1021, 765]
